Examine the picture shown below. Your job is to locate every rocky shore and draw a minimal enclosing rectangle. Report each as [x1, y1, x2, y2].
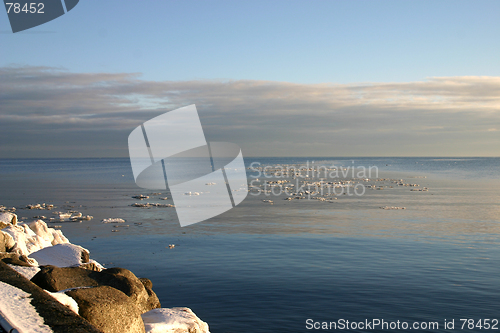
[0, 211, 210, 333]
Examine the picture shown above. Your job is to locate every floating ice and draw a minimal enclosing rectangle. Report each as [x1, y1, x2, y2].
[102, 218, 126, 223]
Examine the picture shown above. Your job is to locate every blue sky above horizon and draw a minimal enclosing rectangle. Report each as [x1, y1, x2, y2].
[1, 0, 499, 157]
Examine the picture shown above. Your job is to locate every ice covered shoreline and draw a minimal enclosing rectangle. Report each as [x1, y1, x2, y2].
[0, 211, 209, 333]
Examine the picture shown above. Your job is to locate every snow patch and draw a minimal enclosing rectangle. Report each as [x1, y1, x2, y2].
[7, 264, 40, 280]
[29, 243, 89, 267]
[45, 290, 79, 314]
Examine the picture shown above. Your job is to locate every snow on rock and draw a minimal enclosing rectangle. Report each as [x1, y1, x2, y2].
[22, 223, 52, 254]
[29, 243, 89, 267]
[0, 212, 17, 225]
[142, 307, 210, 333]
[28, 220, 69, 246]
[1, 221, 70, 263]
[88, 259, 105, 271]
[8, 264, 40, 280]
[45, 290, 79, 314]
[2, 225, 31, 257]
[0, 230, 15, 251]
[0, 281, 53, 333]
[50, 228, 69, 245]
[29, 220, 55, 244]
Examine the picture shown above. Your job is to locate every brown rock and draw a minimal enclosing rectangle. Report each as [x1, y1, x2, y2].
[31, 266, 100, 292]
[66, 286, 145, 333]
[139, 277, 161, 311]
[0, 252, 33, 267]
[31, 266, 161, 313]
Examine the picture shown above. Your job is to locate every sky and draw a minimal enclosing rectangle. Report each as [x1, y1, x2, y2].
[0, 0, 499, 157]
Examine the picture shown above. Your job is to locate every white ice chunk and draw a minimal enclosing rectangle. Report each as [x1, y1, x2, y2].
[101, 218, 126, 223]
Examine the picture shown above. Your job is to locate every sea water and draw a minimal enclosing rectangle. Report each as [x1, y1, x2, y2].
[1, 157, 499, 332]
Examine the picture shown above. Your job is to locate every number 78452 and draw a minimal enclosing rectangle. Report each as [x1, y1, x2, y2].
[5, 3, 45, 14]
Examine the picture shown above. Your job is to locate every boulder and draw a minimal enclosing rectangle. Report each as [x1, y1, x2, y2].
[31, 266, 100, 292]
[31, 266, 161, 313]
[139, 278, 161, 312]
[0, 252, 33, 267]
[29, 243, 90, 267]
[0, 230, 15, 252]
[98, 267, 152, 313]
[141, 307, 210, 333]
[66, 285, 146, 333]
[0, 221, 9, 229]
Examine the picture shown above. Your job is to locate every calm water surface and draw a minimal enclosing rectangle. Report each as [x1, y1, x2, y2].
[1, 157, 499, 332]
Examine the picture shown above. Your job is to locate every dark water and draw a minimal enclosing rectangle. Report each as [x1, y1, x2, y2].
[1, 157, 500, 332]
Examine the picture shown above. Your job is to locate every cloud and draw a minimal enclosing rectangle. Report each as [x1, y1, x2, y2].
[0, 65, 499, 157]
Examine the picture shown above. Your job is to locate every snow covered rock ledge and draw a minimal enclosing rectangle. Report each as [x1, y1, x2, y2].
[142, 307, 210, 333]
[29, 243, 90, 267]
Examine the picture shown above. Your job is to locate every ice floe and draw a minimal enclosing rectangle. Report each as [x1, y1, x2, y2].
[102, 218, 126, 223]
[380, 206, 406, 210]
[131, 203, 175, 208]
[25, 203, 54, 210]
